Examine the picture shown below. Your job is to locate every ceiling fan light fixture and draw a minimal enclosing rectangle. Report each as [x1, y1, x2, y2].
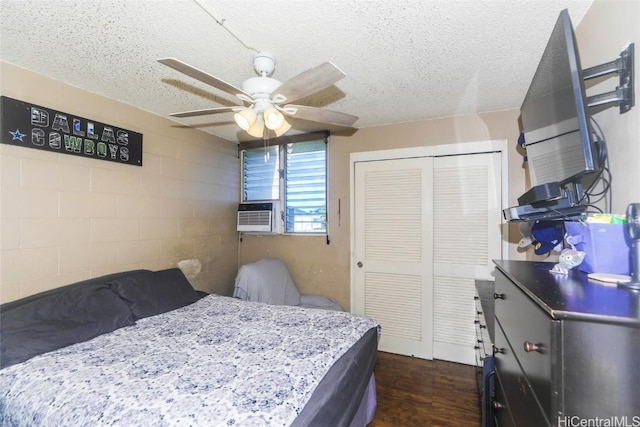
[246, 115, 264, 138]
[273, 119, 291, 137]
[234, 108, 257, 131]
[264, 107, 285, 130]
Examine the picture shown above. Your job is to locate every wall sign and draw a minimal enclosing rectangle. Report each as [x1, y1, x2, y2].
[1, 96, 143, 166]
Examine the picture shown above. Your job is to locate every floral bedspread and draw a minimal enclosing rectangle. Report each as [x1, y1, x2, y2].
[0, 294, 379, 426]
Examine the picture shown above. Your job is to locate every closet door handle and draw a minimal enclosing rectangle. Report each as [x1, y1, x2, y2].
[357, 261, 363, 268]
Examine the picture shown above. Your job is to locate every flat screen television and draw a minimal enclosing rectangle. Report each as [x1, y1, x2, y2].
[520, 8, 602, 205]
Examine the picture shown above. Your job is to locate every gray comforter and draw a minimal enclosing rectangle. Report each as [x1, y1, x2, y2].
[0, 294, 379, 426]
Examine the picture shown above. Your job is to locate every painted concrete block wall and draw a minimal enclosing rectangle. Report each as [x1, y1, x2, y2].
[0, 62, 240, 303]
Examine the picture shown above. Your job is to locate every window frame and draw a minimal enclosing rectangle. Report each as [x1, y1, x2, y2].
[239, 132, 329, 236]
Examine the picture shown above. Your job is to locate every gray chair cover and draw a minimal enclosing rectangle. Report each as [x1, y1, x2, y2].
[233, 259, 343, 311]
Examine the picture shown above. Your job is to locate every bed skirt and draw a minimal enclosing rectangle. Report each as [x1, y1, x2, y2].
[350, 374, 377, 426]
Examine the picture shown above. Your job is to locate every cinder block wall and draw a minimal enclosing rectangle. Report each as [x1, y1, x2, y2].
[0, 62, 240, 303]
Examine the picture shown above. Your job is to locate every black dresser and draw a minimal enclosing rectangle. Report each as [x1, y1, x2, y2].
[492, 260, 640, 427]
[475, 279, 496, 427]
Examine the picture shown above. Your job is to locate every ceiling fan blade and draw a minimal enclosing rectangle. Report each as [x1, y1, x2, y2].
[169, 106, 238, 118]
[158, 58, 251, 99]
[274, 62, 346, 103]
[285, 104, 358, 127]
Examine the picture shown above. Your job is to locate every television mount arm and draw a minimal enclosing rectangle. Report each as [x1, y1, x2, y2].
[583, 43, 635, 115]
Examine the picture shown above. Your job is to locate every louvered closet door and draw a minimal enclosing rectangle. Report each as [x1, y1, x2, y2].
[352, 157, 434, 359]
[432, 152, 501, 365]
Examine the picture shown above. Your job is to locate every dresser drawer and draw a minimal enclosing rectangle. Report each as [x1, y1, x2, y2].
[493, 368, 515, 427]
[494, 270, 553, 415]
[494, 321, 550, 427]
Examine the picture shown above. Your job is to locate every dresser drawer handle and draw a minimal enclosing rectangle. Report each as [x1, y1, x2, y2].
[493, 292, 505, 300]
[524, 341, 545, 354]
[474, 320, 487, 327]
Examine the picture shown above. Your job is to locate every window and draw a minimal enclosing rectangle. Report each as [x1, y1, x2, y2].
[241, 139, 327, 234]
[242, 145, 279, 201]
[285, 141, 327, 233]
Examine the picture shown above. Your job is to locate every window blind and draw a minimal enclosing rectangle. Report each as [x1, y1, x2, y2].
[242, 145, 279, 201]
[285, 140, 327, 233]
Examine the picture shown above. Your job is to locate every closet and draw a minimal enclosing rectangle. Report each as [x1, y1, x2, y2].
[351, 141, 505, 365]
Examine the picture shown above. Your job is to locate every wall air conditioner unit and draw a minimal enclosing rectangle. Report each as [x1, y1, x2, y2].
[237, 201, 282, 234]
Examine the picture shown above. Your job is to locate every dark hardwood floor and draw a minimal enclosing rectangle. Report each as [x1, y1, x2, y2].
[369, 351, 482, 427]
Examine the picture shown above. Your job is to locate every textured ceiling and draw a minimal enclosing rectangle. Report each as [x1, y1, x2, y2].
[0, 0, 593, 143]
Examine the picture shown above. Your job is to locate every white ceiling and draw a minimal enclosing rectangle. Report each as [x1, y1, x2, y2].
[0, 0, 593, 143]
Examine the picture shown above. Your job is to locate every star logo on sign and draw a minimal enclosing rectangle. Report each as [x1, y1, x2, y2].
[9, 129, 26, 142]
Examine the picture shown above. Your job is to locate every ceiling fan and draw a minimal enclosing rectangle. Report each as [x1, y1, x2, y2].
[158, 52, 358, 138]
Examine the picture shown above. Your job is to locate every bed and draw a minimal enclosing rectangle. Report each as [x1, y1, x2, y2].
[0, 268, 380, 426]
